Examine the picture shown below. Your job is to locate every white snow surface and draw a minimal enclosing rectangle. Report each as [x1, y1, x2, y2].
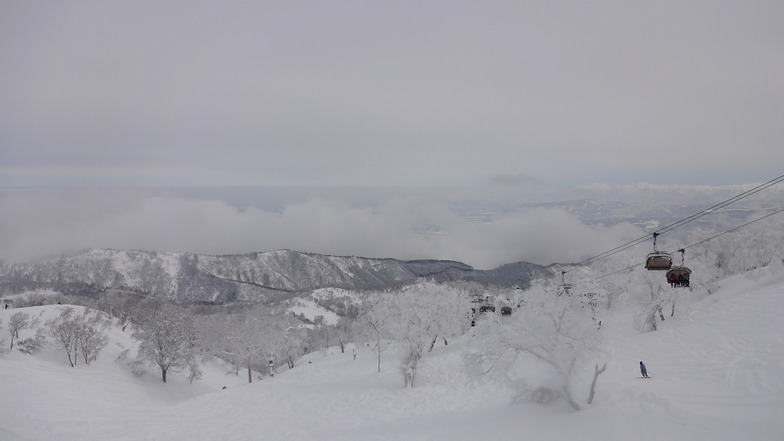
[2, 269, 783, 441]
[288, 298, 340, 325]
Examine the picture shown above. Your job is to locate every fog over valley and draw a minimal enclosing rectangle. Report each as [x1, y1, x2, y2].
[2, 182, 781, 269]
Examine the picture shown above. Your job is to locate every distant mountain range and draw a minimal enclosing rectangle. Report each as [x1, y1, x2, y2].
[3, 181, 781, 306]
[0, 249, 550, 305]
[452, 181, 784, 228]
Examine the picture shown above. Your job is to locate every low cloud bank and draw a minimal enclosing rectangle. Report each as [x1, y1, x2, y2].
[0, 188, 640, 269]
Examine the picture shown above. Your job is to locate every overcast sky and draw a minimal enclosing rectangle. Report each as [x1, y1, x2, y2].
[1, 2, 783, 267]
[2, 0, 782, 188]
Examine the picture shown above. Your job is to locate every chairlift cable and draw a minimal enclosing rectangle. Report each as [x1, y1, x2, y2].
[583, 207, 784, 285]
[592, 262, 642, 281]
[574, 235, 654, 267]
[567, 173, 784, 270]
[654, 175, 784, 236]
[681, 207, 784, 251]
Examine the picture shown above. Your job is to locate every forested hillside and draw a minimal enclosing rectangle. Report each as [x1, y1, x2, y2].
[0, 249, 549, 305]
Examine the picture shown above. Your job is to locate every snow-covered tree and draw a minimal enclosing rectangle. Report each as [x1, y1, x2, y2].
[334, 317, 354, 354]
[278, 322, 307, 370]
[386, 299, 430, 387]
[47, 307, 109, 367]
[97, 290, 141, 331]
[311, 315, 331, 352]
[133, 300, 197, 383]
[467, 283, 603, 410]
[47, 306, 108, 367]
[710, 213, 784, 274]
[48, 308, 80, 366]
[421, 283, 472, 351]
[8, 311, 30, 350]
[224, 311, 284, 382]
[197, 306, 302, 382]
[356, 293, 393, 374]
[76, 310, 110, 365]
[370, 282, 472, 387]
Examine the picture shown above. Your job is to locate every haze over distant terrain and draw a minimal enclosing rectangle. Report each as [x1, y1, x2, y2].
[1, 181, 781, 269]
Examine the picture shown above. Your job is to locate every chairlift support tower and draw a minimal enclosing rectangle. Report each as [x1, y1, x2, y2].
[558, 270, 573, 295]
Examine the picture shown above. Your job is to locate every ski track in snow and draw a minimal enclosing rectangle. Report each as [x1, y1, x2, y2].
[1, 268, 783, 441]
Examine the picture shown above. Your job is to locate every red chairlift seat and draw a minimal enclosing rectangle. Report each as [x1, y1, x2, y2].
[666, 266, 692, 287]
[645, 252, 672, 270]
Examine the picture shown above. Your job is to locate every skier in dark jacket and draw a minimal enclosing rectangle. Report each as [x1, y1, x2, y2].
[640, 361, 649, 378]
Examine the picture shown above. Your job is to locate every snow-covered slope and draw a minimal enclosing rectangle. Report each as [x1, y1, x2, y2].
[1, 267, 782, 441]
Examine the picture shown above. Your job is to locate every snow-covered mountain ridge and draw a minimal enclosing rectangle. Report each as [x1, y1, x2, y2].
[0, 249, 549, 304]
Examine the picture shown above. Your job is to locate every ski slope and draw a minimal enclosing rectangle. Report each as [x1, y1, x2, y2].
[1, 267, 782, 441]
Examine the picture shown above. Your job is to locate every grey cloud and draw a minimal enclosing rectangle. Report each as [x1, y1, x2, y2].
[0, 188, 641, 269]
[487, 173, 544, 187]
[1, 1, 782, 187]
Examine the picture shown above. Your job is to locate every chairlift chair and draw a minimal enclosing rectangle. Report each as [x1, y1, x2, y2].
[645, 233, 672, 271]
[666, 249, 691, 287]
[666, 267, 692, 286]
[645, 252, 673, 270]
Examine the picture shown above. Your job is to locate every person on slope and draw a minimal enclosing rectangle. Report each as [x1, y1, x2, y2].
[640, 361, 649, 378]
